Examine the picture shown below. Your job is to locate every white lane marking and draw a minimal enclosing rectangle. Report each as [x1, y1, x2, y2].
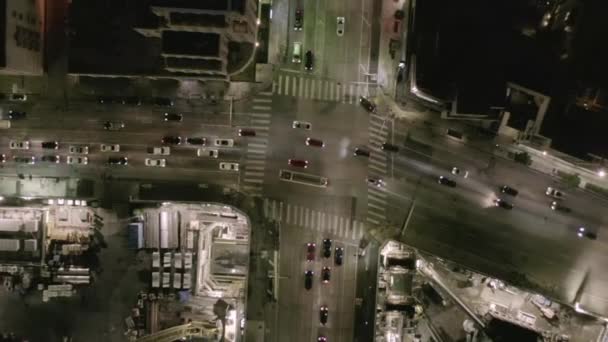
[368, 202, 385, 211]
[243, 178, 263, 184]
[368, 211, 385, 219]
[250, 113, 271, 118]
[366, 217, 380, 224]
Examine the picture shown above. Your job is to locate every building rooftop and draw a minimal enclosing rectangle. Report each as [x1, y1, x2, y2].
[153, 0, 247, 14]
[162, 31, 220, 57]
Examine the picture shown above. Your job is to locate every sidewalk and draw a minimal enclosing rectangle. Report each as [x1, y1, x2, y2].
[0, 175, 80, 199]
[376, 0, 410, 98]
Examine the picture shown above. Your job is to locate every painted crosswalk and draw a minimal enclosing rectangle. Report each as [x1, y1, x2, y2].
[367, 114, 391, 225]
[263, 198, 365, 241]
[241, 92, 273, 196]
[273, 73, 377, 104]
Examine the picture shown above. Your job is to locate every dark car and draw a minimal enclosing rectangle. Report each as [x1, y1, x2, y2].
[164, 113, 183, 122]
[321, 267, 331, 283]
[318, 337, 327, 342]
[289, 159, 309, 168]
[186, 137, 206, 145]
[334, 247, 344, 266]
[162, 136, 182, 145]
[550, 201, 571, 213]
[122, 96, 141, 105]
[104, 121, 125, 131]
[307, 242, 316, 262]
[319, 306, 328, 325]
[14, 156, 35, 164]
[294, 9, 303, 31]
[306, 137, 324, 148]
[359, 96, 376, 113]
[108, 157, 128, 166]
[98, 96, 117, 104]
[494, 198, 513, 210]
[7, 110, 26, 120]
[501, 185, 518, 196]
[152, 97, 174, 107]
[354, 148, 370, 158]
[305, 50, 314, 71]
[577, 227, 597, 240]
[41, 155, 60, 163]
[437, 176, 456, 187]
[381, 142, 399, 152]
[41, 141, 59, 149]
[0, 154, 5, 163]
[305, 270, 314, 290]
[367, 177, 385, 187]
[238, 129, 256, 137]
[322, 239, 332, 258]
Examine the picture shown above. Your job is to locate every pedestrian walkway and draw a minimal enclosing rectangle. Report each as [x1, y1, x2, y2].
[263, 198, 366, 241]
[272, 72, 376, 104]
[241, 91, 273, 197]
[367, 114, 390, 225]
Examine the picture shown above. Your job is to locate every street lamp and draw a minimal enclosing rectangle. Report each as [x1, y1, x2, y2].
[598, 170, 606, 177]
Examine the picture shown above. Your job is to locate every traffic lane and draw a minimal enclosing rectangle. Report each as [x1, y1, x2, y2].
[278, 227, 319, 342]
[353, 241, 379, 342]
[487, 158, 608, 226]
[392, 138, 608, 230]
[399, 122, 608, 223]
[0, 129, 245, 153]
[8, 119, 238, 140]
[386, 167, 581, 249]
[332, 244, 356, 342]
[0, 141, 245, 164]
[31, 99, 233, 121]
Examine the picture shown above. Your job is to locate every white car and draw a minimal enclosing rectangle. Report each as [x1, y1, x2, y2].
[9, 141, 30, 150]
[337, 17, 345, 36]
[145, 158, 166, 167]
[546, 187, 564, 199]
[214, 139, 234, 147]
[451, 167, 469, 178]
[197, 148, 219, 158]
[66, 156, 88, 165]
[100, 144, 120, 152]
[292, 120, 312, 130]
[69, 145, 89, 154]
[148, 146, 170, 155]
[219, 162, 239, 171]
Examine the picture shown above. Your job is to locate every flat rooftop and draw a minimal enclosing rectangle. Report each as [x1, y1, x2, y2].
[153, 0, 247, 14]
[162, 31, 220, 57]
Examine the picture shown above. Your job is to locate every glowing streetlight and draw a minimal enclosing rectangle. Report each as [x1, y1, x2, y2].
[598, 170, 606, 177]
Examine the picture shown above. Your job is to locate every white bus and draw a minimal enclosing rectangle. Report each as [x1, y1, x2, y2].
[279, 169, 328, 188]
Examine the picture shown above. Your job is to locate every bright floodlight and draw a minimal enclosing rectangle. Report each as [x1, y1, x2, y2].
[599, 170, 606, 177]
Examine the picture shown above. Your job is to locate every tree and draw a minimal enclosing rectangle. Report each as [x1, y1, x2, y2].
[514, 152, 532, 166]
[561, 173, 581, 189]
